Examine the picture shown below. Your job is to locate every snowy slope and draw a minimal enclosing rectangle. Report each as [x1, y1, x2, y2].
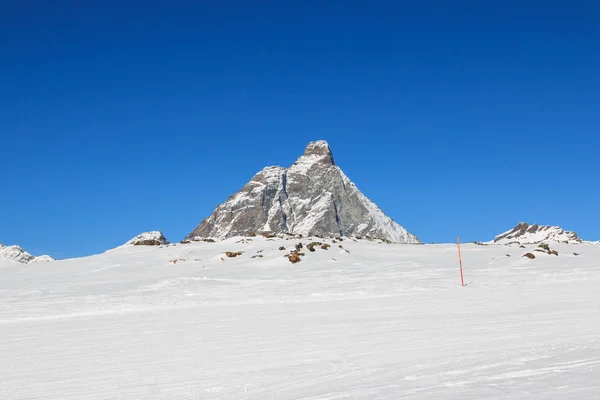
[490, 222, 583, 244]
[2, 236, 600, 399]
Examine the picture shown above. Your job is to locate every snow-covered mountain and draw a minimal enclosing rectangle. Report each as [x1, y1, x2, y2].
[185, 140, 419, 243]
[0, 244, 54, 264]
[490, 222, 583, 244]
[122, 231, 170, 247]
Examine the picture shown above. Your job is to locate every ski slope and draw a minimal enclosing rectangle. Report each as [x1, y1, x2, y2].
[1, 237, 599, 399]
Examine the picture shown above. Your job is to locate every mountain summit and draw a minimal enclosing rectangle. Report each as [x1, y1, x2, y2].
[490, 222, 583, 244]
[185, 140, 419, 243]
[302, 139, 336, 165]
[0, 243, 53, 264]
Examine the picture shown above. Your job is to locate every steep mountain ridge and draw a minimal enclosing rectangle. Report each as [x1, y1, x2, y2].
[186, 140, 419, 243]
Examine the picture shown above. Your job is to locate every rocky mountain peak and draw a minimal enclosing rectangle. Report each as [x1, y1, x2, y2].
[491, 222, 582, 244]
[0, 244, 54, 264]
[185, 141, 419, 243]
[300, 140, 336, 166]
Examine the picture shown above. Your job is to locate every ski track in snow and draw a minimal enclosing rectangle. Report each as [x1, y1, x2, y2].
[1, 237, 600, 399]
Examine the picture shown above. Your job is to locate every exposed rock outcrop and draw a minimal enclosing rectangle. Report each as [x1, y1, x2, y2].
[124, 231, 170, 246]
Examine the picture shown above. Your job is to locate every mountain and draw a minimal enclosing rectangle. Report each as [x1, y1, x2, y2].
[0, 244, 54, 264]
[490, 222, 583, 245]
[185, 140, 419, 243]
[122, 231, 170, 246]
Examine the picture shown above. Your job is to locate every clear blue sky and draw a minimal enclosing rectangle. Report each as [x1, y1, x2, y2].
[1, 1, 599, 258]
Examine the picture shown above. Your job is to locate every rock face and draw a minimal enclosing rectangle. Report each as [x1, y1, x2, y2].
[491, 222, 582, 245]
[0, 244, 54, 264]
[124, 231, 170, 246]
[186, 140, 419, 243]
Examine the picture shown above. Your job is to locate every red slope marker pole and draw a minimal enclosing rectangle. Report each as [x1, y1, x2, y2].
[457, 236, 465, 287]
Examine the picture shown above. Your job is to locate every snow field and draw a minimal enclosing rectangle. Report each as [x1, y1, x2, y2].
[1, 237, 599, 399]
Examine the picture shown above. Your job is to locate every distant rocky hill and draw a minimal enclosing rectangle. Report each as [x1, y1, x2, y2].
[490, 222, 583, 244]
[122, 231, 170, 246]
[185, 140, 419, 243]
[0, 244, 54, 264]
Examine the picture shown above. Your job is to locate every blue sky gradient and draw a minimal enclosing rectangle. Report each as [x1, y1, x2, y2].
[1, 1, 599, 258]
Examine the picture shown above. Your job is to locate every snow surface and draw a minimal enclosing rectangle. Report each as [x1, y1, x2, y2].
[2, 237, 600, 399]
